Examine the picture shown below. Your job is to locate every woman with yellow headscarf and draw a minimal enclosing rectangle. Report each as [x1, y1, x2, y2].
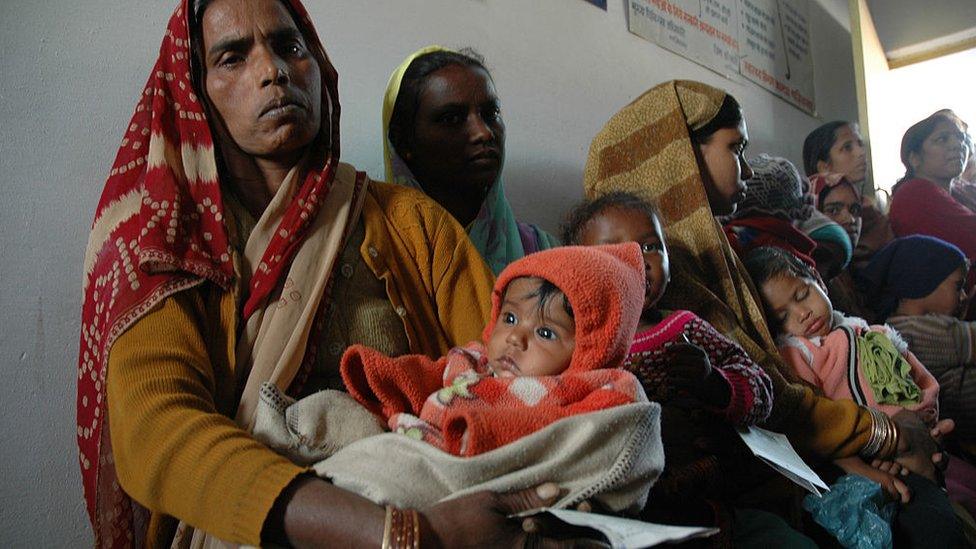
[382, 46, 558, 275]
[583, 80, 950, 481]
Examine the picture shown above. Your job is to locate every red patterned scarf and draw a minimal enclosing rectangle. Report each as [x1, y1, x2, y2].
[77, 1, 340, 545]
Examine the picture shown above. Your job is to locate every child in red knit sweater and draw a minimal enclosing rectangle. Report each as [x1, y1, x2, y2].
[562, 192, 779, 542]
[339, 243, 649, 457]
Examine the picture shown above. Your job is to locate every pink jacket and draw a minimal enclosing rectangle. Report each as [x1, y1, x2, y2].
[778, 313, 939, 425]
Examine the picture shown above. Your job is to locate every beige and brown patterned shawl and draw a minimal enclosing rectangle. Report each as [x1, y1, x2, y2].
[583, 80, 808, 429]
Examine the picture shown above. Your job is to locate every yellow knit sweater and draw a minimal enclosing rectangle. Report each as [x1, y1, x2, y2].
[106, 183, 494, 546]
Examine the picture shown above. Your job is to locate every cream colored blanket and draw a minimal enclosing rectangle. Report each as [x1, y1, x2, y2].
[253, 383, 663, 513]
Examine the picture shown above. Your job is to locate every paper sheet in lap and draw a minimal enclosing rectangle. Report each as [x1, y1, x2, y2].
[516, 509, 718, 548]
[738, 425, 830, 496]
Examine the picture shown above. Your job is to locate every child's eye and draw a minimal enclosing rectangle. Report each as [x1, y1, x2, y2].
[503, 312, 517, 325]
[640, 242, 663, 254]
[536, 327, 557, 340]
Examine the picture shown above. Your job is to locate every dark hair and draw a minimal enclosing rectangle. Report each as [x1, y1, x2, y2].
[521, 278, 574, 320]
[895, 113, 959, 192]
[689, 94, 743, 145]
[560, 191, 661, 245]
[743, 246, 820, 293]
[802, 121, 850, 176]
[387, 49, 490, 155]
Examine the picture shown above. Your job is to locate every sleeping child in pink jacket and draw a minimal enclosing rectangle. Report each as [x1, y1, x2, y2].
[745, 245, 967, 548]
[744, 246, 938, 430]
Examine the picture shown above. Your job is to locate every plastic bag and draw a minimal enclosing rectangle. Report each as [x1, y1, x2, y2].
[803, 474, 897, 549]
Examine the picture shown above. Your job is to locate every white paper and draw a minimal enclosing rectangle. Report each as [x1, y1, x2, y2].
[538, 509, 718, 549]
[738, 425, 829, 496]
[628, 0, 740, 79]
[738, 0, 816, 113]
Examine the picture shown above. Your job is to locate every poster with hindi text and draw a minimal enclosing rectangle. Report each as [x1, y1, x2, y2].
[738, 0, 816, 113]
[628, 0, 740, 79]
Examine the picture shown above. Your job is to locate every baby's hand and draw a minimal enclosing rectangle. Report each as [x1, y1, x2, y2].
[835, 456, 911, 503]
[667, 342, 731, 408]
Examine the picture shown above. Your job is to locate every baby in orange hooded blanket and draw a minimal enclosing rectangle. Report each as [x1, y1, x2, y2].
[340, 243, 648, 457]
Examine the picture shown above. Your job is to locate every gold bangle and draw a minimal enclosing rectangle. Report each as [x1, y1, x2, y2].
[859, 407, 886, 459]
[382, 507, 420, 549]
[412, 509, 420, 549]
[885, 416, 901, 460]
[381, 505, 393, 549]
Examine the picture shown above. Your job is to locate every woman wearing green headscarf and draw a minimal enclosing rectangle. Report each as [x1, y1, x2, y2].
[383, 46, 558, 274]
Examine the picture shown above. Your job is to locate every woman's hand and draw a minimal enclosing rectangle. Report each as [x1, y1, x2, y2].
[666, 343, 731, 408]
[891, 411, 952, 482]
[423, 483, 598, 548]
[835, 456, 911, 503]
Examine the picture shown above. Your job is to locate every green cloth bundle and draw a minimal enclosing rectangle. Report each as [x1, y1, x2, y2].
[858, 331, 921, 406]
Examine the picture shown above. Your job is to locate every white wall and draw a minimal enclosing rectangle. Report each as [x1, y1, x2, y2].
[867, 47, 976, 193]
[852, 0, 976, 193]
[0, 0, 856, 545]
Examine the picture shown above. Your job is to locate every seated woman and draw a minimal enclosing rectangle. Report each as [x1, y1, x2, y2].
[383, 46, 558, 274]
[582, 80, 953, 539]
[77, 1, 571, 547]
[890, 112, 973, 260]
[803, 120, 894, 269]
[934, 110, 976, 217]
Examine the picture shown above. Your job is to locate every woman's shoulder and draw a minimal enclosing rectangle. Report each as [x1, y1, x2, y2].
[892, 177, 946, 201]
[367, 180, 444, 216]
[365, 180, 463, 234]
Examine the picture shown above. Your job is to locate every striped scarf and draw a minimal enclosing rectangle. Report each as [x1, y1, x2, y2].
[583, 80, 806, 429]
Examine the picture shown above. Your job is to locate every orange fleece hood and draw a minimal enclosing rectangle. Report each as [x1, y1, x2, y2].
[483, 243, 646, 373]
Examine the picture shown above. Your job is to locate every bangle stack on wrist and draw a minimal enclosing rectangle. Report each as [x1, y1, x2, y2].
[859, 407, 899, 460]
[381, 506, 419, 549]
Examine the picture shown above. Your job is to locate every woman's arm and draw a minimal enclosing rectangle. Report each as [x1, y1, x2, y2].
[106, 288, 304, 545]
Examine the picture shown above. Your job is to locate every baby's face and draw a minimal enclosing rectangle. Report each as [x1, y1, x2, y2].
[486, 278, 576, 377]
[759, 273, 833, 338]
